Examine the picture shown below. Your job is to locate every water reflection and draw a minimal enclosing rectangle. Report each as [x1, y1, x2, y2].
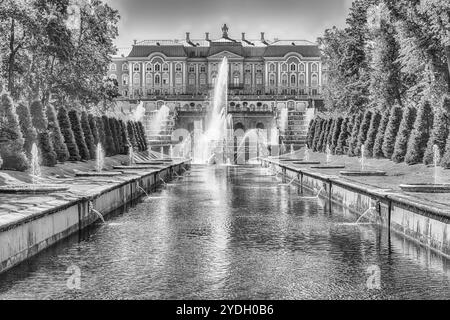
[0, 166, 449, 299]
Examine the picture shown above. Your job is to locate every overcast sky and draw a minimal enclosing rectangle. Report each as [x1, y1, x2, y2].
[105, 0, 354, 48]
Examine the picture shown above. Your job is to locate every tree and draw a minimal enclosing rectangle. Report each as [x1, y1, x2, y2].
[46, 104, 69, 162]
[306, 118, 316, 148]
[347, 112, 363, 157]
[423, 98, 449, 165]
[57, 105, 80, 161]
[16, 101, 37, 158]
[392, 106, 417, 163]
[330, 117, 343, 153]
[88, 113, 99, 146]
[373, 107, 391, 158]
[127, 120, 138, 151]
[133, 121, 145, 152]
[335, 116, 351, 155]
[355, 109, 373, 156]
[312, 118, 324, 151]
[68, 110, 90, 161]
[324, 118, 336, 152]
[95, 116, 106, 149]
[108, 117, 120, 154]
[138, 121, 148, 151]
[119, 119, 130, 155]
[81, 111, 96, 159]
[0, 92, 29, 171]
[364, 110, 382, 157]
[382, 105, 403, 159]
[405, 101, 434, 164]
[102, 116, 115, 156]
[30, 100, 57, 166]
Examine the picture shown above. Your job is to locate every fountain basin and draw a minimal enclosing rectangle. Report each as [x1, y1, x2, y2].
[399, 184, 450, 193]
[311, 165, 346, 169]
[113, 166, 162, 170]
[135, 162, 166, 166]
[0, 184, 70, 194]
[340, 170, 387, 177]
[279, 158, 304, 162]
[293, 161, 321, 165]
[75, 172, 123, 177]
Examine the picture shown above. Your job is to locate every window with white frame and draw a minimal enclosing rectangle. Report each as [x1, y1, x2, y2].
[154, 64, 161, 72]
[281, 64, 287, 72]
[269, 74, 275, 86]
[175, 63, 182, 72]
[299, 63, 305, 72]
[311, 74, 318, 86]
[110, 63, 117, 71]
[199, 74, 206, 85]
[146, 64, 152, 72]
[299, 74, 305, 86]
[122, 74, 128, 85]
[189, 65, 195, 73]
[188, 74, 195, 85]
[133, 73, 140, 85]
[163, 63, 169, 72]
[146, 73, 153, 85]
[290, 64, 296, 72]
[175, 73, 182, 85]
[290, 74, 296, 85]
[200, 65, 206, 73]
[154, 74, 160, 85]
[244, 74, 251, 85]
[269, 64, 275, 72]
[282, 74, 288, 86]
[311, 63, 318, 72]
[162, 74, 169, 85]
[256, 74, 263, 85]
[133, 63, 140, 72]
[233, 75, 239, 86]
[122, 64, 128, 71]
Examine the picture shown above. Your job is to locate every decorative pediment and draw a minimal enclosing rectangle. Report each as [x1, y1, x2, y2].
[208, 50, 243, 60]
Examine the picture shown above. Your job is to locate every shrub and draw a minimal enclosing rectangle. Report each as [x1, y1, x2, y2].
[347, 113, 363, 157]
[57, 106, 80, 161]
[392, 107, 417, 163]
[81, 111, 96, 159]
[312, 118, 323, 151]
[373, 107, 391, 158]
[355, 110, 373, 156]
[0, 93, 29, 171]
[68, 110, 90, 161]
[382, 105, 403, 159]
[102, 116, 116, 156]
[423, 102, 449, 165]
[88, 113, 99, 146]
[46, 104, 69, 162]
[364, 110, 382, 157]
[30, 101, 57, 166]
[405, 101, 433, 165]
[335, 116, 350, 155]
[16, 101, 37, 158]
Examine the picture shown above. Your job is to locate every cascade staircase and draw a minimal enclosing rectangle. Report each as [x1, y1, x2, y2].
[279, 106, 308, 151]
[143, 110, 177, 151]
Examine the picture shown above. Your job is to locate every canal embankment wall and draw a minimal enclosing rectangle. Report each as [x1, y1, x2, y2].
[263, 159, 450, 258]
[0, 161, 190, 274]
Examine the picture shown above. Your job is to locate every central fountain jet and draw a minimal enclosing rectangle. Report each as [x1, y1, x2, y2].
[193, 56, 232, 164]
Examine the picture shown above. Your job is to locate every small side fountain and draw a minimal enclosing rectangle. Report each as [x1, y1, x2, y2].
[291, 145, 320, 165]
[340, 144, 386, 176]
[76, 143, 122, 177]
[311, 144, 346, 170]
[400, 144, 450, 193]
[0, 143, 69, 194]
[113, 146, 163, 171]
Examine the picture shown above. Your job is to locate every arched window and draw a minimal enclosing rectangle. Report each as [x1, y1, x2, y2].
[154, 64, 161, 72]
[269, 74, 275, 86]
[200, 65, 206, 73]
[122, 64, 128, 71]
[299, 74, 305, 86]
[188, 74, 195, 86]
[110, 63, 116, 71]
[154, 74, 160, 85]
[256, 74, 263, 85]
[269, 64, 275, 72]
[146, 64, 152, 72]
[175, 73, 183, 85]
[290, 75, 296, 85]
[162, 73, 169, 85]
[175, 63, 182, 72]
[281, 74, 288, 86]
[163, 63, 169, 72]
[146, 73, 153, 86]
[122, 74, 128, 86]
[311, 63, 318, 72]
[133, 73, 140, 85]
[189, 65, 195, 73]
[133, 63, 140, 72]
[233, 75, 240, 86]
[211, 76, 217, 86]
[311, 74, 318, 86]
[109, 74, 117, 80]
[299, 63, 305, 72]
[244, 74, 251, 85]
[245, 65, 251, 73]
[290, 64, 296, 72]
[200, 73, 206, 85]
[281, 64, 287, 72]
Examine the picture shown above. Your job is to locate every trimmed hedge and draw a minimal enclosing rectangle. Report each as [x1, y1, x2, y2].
[364, 110, 382, 157]
[81, 111, 96, 159]
[405, 101, 433, 165]
[47, 104, 69, 163]
[373, 107, 391, 158]
[88, 113, 99, 146]
[16, 101, 37, 159]
[102, 115, 115, 156]
[382, 105, 403, 159]
[335, 116, 351, 155]
[68, 110, 90, 161]
[330, 117, 343, 153]
[30, 100, 57, 167]
[355, 110, 373, 156]
[392, 106, 417, 163]
[57, 106, 80, 161]
[423, 102, 448, 165]
[306, 119, 316, 148]
[347, 113, 363, 157]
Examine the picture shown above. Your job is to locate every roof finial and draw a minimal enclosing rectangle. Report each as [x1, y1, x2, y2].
[222, 24, 229, 38]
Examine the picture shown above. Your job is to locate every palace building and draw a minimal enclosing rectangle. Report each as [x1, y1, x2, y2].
[108, 25, 324, 160]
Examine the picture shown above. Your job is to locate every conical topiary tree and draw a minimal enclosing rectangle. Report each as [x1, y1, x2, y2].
[405, 101, 433, 165]
[312, 118, 323, 151]
[355, 110, 373, 156]
[138, 121, 148, 151]
[318, 118, 331, 152]
[108, 117, 120, 154]
[95, 116, 106, 149]
[119, 119, 130, 155]
[439, 96, 450, 168]
[423, 102, 449, 165]
[330, 117, 343, 153]
[46, 104, 69, 163]
[335, 116, 351, 155]
[30, 100, 57, 167]
[102, 116, 115, 156]
[68, 110, 90, 161]
[324, 118, 335, 152]
[57, 106, 80, 161]
[16, 101, 37, 159]
[127, 120, 138, 151]
[134, 121, 145, 152]
[80, 111, 96, 160]
[88, 113, 99, 146]
[306, 118, 316, 148]
[364, 110, 382, 157]
[382, 105, 403, 159]
[0, 93, 29, 171]
[392, 106, 417, 163]
[347, 113, 363, 157]
[373, 106, 391, 158]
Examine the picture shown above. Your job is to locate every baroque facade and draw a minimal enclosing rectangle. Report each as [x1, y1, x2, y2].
[108, 25, 323, 157]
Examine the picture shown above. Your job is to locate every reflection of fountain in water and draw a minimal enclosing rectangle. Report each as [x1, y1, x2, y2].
[30, 143, 41, 185]
[96, 143, 104, 173]
[192, 57, 231, 164]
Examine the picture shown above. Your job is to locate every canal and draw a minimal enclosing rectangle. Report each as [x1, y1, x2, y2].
[0, 166, 450, 299]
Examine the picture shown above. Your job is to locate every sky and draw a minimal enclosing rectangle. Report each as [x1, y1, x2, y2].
[104, 0, 354, 48]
